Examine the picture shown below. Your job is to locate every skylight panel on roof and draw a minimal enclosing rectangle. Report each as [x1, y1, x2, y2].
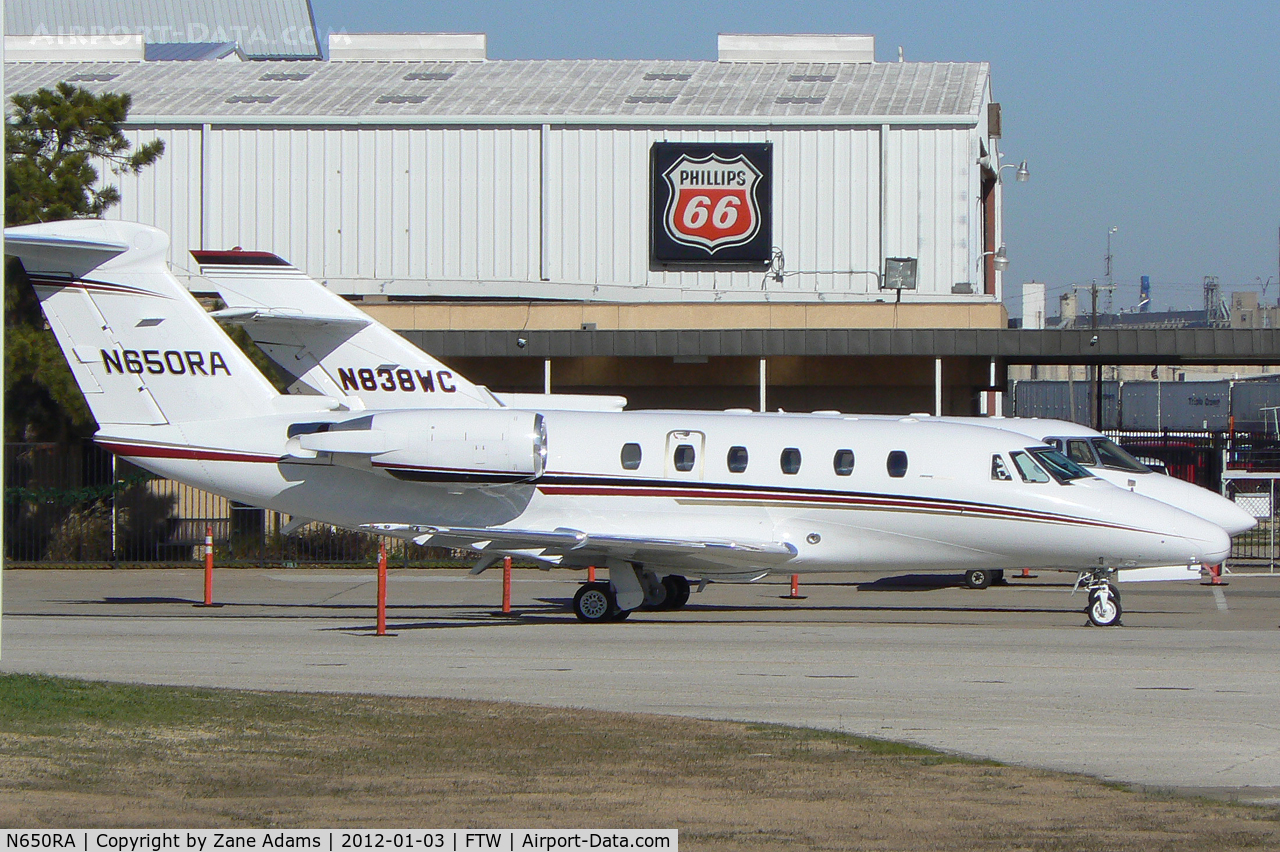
[260, 72, 311, 82]
[776, 96, 825, 105]
[787, 73, 836, 83]
[226, 95, 278, 105]
[403, 71, 454, 81]
[626, 95, 677, 104]
[66, 73, 119, 82]
[377, 94, 430, 104]
[643, 72, 691, 82]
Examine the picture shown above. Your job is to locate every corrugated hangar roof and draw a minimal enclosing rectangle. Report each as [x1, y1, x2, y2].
[3, 58, 989, 124]
[6, 0, 320, 60]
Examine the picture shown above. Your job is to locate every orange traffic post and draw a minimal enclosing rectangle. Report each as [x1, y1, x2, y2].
[1202, 563, 1228, 586]
[783, 573, 806, 599]
[376, 542, 388, 635]
[502, 556, 513, 613]
[202, 524, 214, 605]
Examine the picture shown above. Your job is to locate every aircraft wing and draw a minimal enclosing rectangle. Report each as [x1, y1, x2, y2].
[361, 523, 797, 574]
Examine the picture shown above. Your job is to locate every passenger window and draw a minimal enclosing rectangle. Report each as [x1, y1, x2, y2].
[620, 442, 642, 470]
[673, 444, 696, 472]
[991, 454, 1012, 481]
[887, 450, 908, 478]
[1066, 439, 1097, 466]
[833, 448, 855, 476]
[780, 448, 802, 475]
[726, 446, 749, 473]
[1010, 450, 1051, 483]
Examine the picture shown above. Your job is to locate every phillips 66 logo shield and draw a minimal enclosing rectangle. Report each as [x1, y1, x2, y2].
[651, 142, 772, 267]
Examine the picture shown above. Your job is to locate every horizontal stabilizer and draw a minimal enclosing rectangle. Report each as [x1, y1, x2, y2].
[5, 231, 130, 278]
[210, 307, 371, 331]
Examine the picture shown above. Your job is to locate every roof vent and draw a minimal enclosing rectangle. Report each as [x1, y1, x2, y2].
[260, 71, 310, 82]
[376, 94, 429, 104]
[225, 95, 278, 104]
[775, 96, 825, 105]
[642, 72, 691, 81]
[626, 94, 677, 104]
[329, 32, 486, 61]
[403, 71, 454, 81]
[718, 33, 875, 63]
[4, 33, 145, 62]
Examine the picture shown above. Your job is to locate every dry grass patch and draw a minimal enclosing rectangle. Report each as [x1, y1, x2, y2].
[0, 674, 1277, 850]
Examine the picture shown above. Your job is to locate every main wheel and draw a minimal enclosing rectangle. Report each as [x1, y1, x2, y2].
[573, 582, 615, 622]
[1087, 587, 1122, 627]
[641, 572, 670, 610]
[964, 569, 993, 590]
[662, 575, 691, 610]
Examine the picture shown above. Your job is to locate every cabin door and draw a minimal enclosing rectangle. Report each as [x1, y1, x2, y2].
[664, 430, 706, 481]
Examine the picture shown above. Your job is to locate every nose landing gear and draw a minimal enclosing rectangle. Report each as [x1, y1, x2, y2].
[1077, 569, 1122, 627]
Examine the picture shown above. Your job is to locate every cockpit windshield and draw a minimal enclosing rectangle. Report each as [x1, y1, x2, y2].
[1090, 438, 1151, 473]
[1028, 447, 1094, 483]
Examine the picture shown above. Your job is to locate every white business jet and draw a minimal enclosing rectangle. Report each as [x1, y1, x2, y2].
[8, 220, 1232, 627]
[194, 247, 1253, 594]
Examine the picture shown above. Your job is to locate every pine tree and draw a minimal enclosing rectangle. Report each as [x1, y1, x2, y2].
[5, 83, 165, 441]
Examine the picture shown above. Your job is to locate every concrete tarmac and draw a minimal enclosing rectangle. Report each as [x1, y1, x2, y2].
[3, 568, 1279, 801]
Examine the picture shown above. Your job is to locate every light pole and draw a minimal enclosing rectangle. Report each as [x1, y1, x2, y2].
[1097, 227, 1118, 429]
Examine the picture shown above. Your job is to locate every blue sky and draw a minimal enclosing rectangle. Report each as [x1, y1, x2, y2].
[310, 1, 1280, 317]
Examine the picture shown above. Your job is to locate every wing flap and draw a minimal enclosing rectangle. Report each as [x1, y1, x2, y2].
[362, 523, 797, 573]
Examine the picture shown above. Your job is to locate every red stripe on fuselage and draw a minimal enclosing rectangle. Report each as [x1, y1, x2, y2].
[535, 482, 1138, 532]
[98, 441, 281, 464]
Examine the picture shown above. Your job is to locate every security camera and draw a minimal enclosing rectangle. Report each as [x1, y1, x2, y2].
[516, 337, 528, 349]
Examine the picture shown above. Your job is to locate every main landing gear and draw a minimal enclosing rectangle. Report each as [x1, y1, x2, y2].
[963, 569, 1004, 589]
[572, 582, 629, 622]
[572, 571, 692, 622]
[1078, 569, 1122, 627]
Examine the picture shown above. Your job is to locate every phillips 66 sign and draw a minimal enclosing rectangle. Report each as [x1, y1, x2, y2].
[650, 142, 773, 268]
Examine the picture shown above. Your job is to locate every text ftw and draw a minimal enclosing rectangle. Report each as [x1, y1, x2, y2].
[338, 367, 456, 394]
[101, 349, 230, 376]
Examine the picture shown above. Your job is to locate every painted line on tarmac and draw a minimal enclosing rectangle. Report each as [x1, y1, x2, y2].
[1212, 587, 1229, 612]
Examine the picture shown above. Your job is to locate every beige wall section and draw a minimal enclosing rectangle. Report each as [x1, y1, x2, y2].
[359, 301, 1008, 331]
[448, 355, 991, 416]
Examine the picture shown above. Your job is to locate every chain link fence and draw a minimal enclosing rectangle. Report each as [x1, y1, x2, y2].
[4, 441, 471, 568]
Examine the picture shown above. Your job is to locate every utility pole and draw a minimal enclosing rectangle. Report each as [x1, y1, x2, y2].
[1074, 227, 1118, 431]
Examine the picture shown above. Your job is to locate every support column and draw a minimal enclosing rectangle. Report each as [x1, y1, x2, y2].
[544, 359, 552, 394]
[985, 357, 1002, 416]
[759, 358, 767, 413]
[934, 358, 943, 416]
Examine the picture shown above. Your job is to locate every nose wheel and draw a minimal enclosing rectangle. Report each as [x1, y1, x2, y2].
[964, 569, 994, 589]
[1080, 573, 1122, 627]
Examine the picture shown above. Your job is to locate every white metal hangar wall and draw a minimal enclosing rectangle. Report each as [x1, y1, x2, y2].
[4, 34, 1006, 306]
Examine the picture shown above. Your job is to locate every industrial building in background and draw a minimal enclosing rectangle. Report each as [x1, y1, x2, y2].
[5, 0, 321, 59]
[6, 2, 1020, 413]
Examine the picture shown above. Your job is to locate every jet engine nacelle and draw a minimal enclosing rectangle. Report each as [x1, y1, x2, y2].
[296, 409, 547, 484]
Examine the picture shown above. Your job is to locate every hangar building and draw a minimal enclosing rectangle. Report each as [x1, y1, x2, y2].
[6, 28, 1018, 413]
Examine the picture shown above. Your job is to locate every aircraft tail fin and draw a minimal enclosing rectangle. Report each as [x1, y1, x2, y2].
[192, 249, 498, 409]
[7, 220, 286, 427]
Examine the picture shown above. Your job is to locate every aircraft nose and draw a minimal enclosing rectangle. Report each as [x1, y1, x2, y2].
[1217, 499, 1259, 537]
[1174, 485, 1258, 536]
[1179, 516, 1232, 566]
